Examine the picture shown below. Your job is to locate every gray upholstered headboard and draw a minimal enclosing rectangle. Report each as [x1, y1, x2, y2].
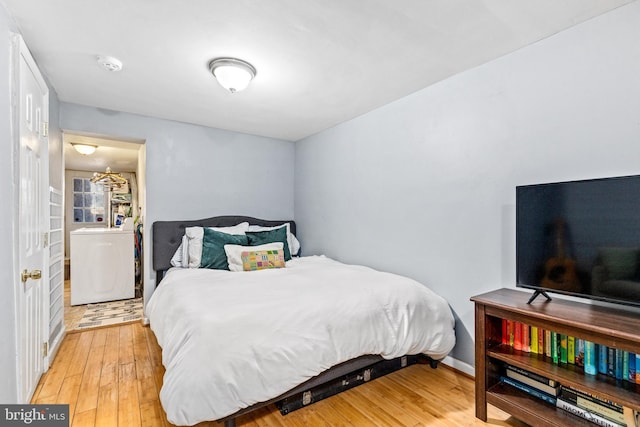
[152, 215, 296, 283]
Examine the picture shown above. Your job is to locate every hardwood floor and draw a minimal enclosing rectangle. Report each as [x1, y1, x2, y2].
[32, 322, 527, 427]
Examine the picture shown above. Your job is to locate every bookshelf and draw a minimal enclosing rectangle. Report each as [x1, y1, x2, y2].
[472, 288, 640, 427]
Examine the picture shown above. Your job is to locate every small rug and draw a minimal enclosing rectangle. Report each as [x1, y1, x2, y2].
[76, 298, 143, 330]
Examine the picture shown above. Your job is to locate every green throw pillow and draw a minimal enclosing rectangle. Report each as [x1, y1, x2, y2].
[201, 228, 249, 270]
[246, 227, 291, 261]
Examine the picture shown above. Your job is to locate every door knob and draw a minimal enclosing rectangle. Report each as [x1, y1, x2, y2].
[21, 269, 42, 283]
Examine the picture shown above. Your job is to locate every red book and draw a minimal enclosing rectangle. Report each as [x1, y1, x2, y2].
[514, 321, 522, 351]
[507, 320, 515, 347]
[502, 319, 508, 345]
[522, 323, 530, 353]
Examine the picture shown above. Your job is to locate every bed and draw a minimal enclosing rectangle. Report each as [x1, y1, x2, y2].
[148, 216, 456, 426]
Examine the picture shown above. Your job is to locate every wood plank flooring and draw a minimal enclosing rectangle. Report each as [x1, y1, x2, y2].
[32, 322, 527, 427]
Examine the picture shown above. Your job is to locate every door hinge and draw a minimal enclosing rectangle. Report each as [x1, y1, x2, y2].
[42, 121, 48, 137]
[42, 342, 48, 357]
[43, 231, 48, 248]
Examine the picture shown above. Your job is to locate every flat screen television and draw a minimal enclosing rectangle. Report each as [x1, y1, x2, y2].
[516, 175, 640, 306]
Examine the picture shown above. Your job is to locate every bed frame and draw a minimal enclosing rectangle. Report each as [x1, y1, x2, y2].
[152, 215, 438, 427]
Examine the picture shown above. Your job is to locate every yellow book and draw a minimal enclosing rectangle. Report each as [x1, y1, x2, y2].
[568, 336, 575, 364]
[530, 326, 539, 354]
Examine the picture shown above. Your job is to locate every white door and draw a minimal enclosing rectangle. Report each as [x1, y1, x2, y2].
[15, 34, 49, 403]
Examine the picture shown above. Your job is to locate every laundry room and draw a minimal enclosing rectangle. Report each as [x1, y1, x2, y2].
[63, 132, 146, 331]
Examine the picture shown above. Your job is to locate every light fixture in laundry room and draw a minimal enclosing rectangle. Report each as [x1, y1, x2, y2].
[209, 58, 256, 93]
[71, 143, 97, 155]
[97, 55, 123, 72]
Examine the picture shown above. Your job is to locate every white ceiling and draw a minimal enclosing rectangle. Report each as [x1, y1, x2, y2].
[2, 0, 635, 142]
[63, 132, 142, 173]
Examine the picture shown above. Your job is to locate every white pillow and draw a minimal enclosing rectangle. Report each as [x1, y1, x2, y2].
[224, 242, 284, 272]
[247, 223, 301, 256]
[170, 235, 190, 268]
[185, 222, 250, 268]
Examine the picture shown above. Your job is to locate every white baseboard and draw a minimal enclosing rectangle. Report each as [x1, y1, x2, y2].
[440, 355, 475, 377]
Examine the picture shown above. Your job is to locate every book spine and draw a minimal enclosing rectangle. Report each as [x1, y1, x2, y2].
[506, 365, 557, 387]
[514, 321, 522, 351]
[560, 334, 568, 364]
[584, 341, 597, 375]
[522, 323, 530, 353]
[615, 349, 623, 380]
[628, 353, 635, 383]
[556, 398, 625, 427]
[623, 351, 629, 381]
[562, 386, 624, 413]
[568, 336, 575, 364]
[545, 329, 551, 357]
[599, 345, 608, 375]
[501, 376, 556, 405]
[636, 354, 640, 384]
[608, 347, 616, 377]
[507, 319, 514, 347]
[537, 328, 544, 355]
[530, 326, 538, 354]
[551, 331, 559, 364]
[575, 338, 585, 367]
[501, 318, 508, 345]
[505, 368, 559, 395]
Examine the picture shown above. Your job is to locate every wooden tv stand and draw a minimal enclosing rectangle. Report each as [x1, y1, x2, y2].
[471, 288, 640, 427]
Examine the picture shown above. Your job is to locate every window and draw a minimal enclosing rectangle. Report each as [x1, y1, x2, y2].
[72, 178, 106, 223]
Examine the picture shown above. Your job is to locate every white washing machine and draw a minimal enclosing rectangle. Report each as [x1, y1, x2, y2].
[70, 227, 135, 305]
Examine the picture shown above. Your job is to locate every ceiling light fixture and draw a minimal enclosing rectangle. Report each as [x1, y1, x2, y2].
[209, 58, 256, 93]
[97, 55, 123, 72]
[71, 143, 97, 155]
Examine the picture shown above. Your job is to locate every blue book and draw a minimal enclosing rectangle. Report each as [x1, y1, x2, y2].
[615, 349, 623, 380]
[623, 351, 629, 380]
[584, 341, 596, 375]
[501, 376, 557, 405]
[629, 353, 636, 383]
[608, 347, 616, 377]
[598, 345, 608, 374]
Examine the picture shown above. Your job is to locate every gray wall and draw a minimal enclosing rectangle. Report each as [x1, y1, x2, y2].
[0, 2, 19, 403]
[294, 2, 640, 371]
[59, 103, 295, 307]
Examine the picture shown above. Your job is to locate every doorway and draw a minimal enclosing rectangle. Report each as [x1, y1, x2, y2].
[62, 132, 146, 332]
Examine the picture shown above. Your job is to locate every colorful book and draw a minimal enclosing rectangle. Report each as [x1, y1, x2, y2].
[636, 353, 640, 384]
[545, 330, 552, 357]
[584, 341, 597, 375]
[615, 349, 623, 380]
[530, 326, 538, 354]
[623, 351, 629, 381]
[608, 347, 616, 377]
[514, 321, 522, 351]
[560, 334, 568, 364]
[537, 328, 544, 355]
[507, 319, 515, 347]
[556, 398, 625, 427]
[501, 376, 557, 405]
[501, 318, 508, 345]
[551, 331, 559, 364]
[568, 336, 575, 364]
[522, 323, 530, 353]
[575, 339, 585, 367]
[599, 345, 608, 375]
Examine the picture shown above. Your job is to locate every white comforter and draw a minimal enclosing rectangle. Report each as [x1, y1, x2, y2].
[146, 255, 455, 426]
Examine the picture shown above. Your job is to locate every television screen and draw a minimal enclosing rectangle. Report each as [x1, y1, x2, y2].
[516, 175, 640, 307]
